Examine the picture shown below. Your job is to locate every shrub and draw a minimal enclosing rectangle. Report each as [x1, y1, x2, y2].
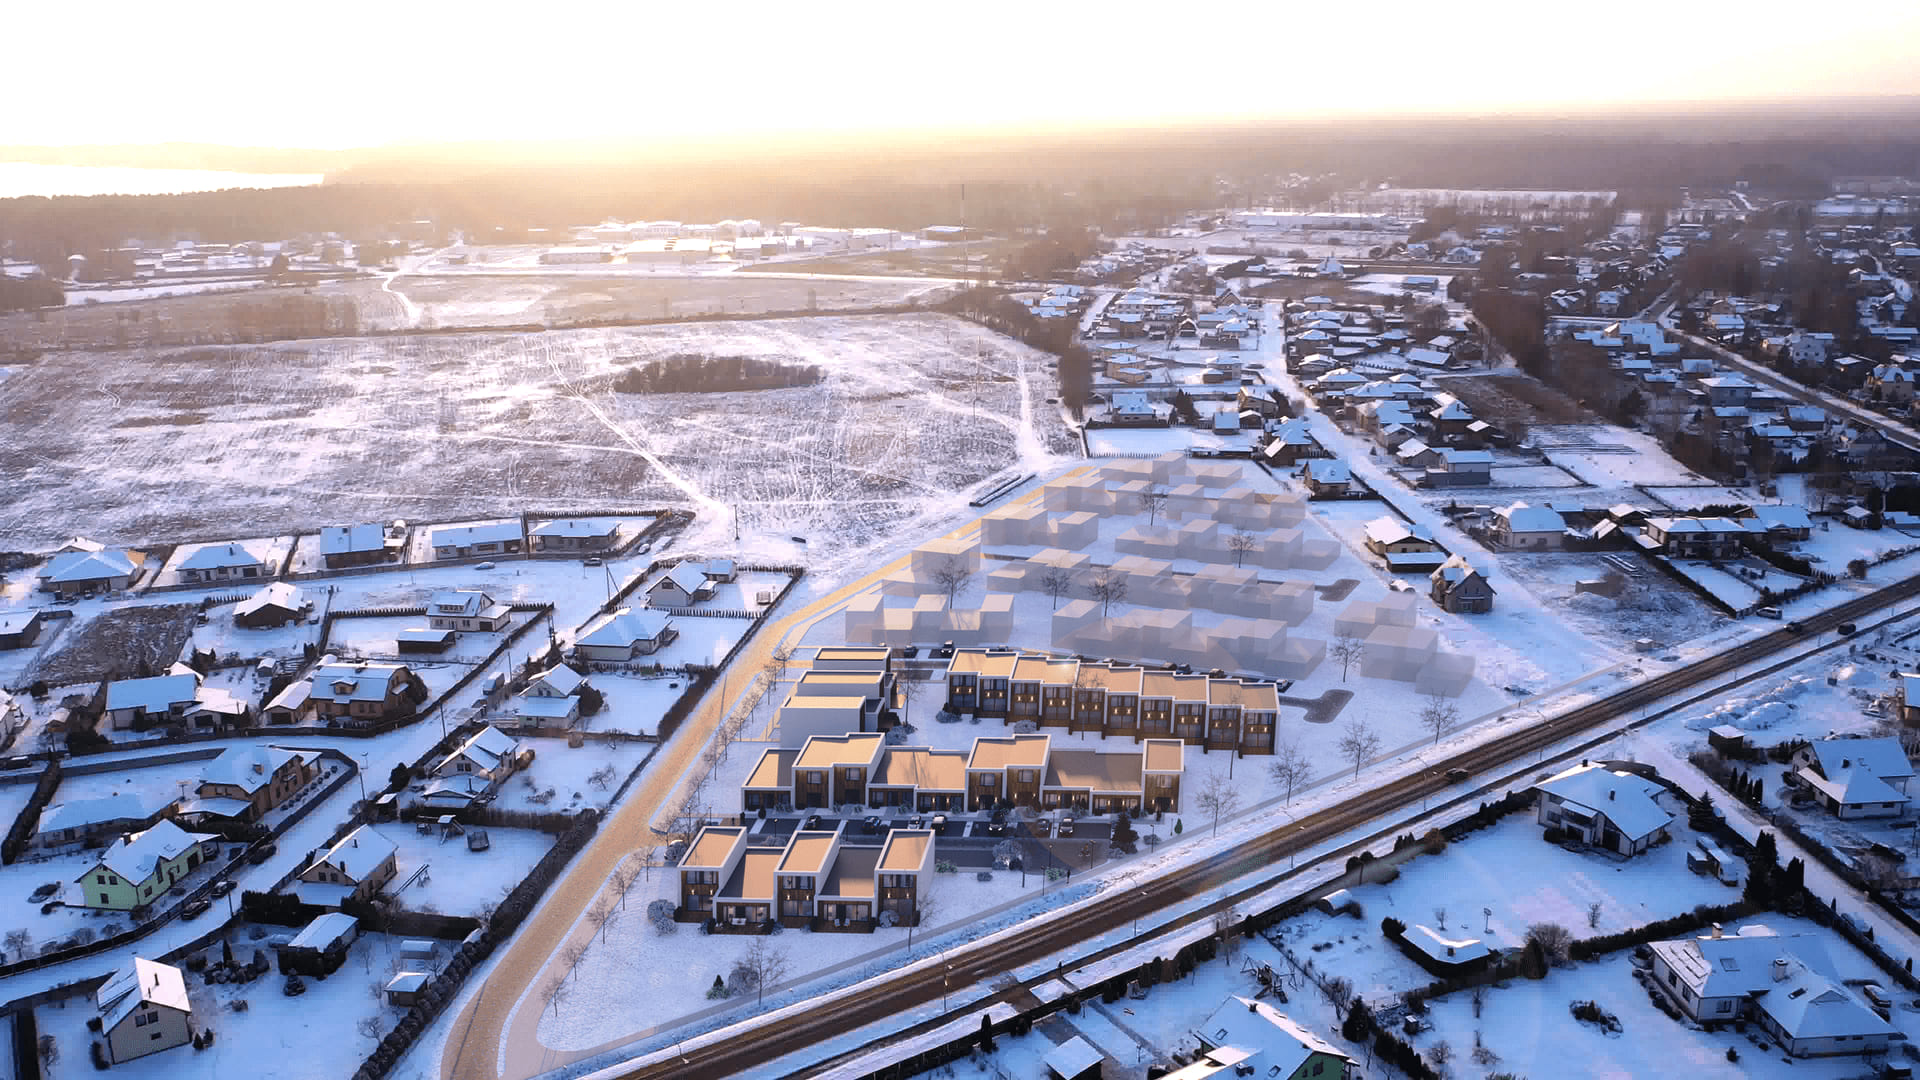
[91, 1041, 109, 1071]
[1382, 917, 1407, 938]
[647, 899, 678, 934]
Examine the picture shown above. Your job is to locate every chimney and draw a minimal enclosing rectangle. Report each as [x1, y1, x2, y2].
[1711, 923, 1723, 939]
[1772, 957, 1790, 982]
[253, 762, 265, 775]
[1608, 789, 1616, 800]
[1247, 1000, 1258, 1013]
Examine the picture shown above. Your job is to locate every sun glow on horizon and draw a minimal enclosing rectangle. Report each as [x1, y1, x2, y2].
[13, 0, 1920, 150]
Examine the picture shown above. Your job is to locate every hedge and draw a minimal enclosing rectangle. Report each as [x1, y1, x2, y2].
[1569, 901, 1755, 961]
[2, 760, 62, 865]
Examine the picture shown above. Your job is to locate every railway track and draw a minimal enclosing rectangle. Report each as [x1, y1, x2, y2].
[608, 574, 1920, 1080]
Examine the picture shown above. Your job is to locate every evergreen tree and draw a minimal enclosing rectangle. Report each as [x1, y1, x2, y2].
[1342, 997, 1375, 1041]
[1689, 792, 1718, 830]
[1110, 811, 1138, 854]
[979, 1013, 995, 1052]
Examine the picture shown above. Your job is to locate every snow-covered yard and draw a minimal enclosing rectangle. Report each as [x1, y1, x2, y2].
[326, 612, 532, 664]
[578, 671, 687, 736]
[188, 603, 319, 662]
[491, 736, 654, 814]
[1085, 427, 1249, 456]
[33, 927, 421, 1080]
[370, 822, 553, 918]
[1668, 559, 1802, 611]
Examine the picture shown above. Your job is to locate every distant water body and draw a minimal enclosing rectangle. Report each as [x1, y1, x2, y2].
[0, 162, 324, 199]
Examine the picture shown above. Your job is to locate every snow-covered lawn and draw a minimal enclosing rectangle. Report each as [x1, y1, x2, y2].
[492, 737, 655, 814]
[579, 672, 687, 736]
[1494, 552, 1727, 652]
[638, 618, 752, 670]
[0, 847, 145, 955]
[1485, 463, 1584, 488]
[404, 517, 520, 564]
[1790, 522, 1920, 573]
[34, 927, 420, 1080]
[1275, 812, 1743, 997]
[1085, 427, 1250, 456]
[188, 604, 319, 662]
[370, 822, 553, 918]
[1668, 559, 1801, 611]
[147, 535, 297, 590]
[1538, 425, 1711, 490]
[326, 612, 531, 664]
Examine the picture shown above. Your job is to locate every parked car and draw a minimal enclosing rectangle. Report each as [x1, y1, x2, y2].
[1838, 621, 1858, 636]
[1058, 815, 1076, 837]
[907, 815, 924, 830]
[862, 815, 883, 834]
[1755, 606, 1783, 619]
[475, 561, 496, 570]
[929, 814, 948, 835]
[182, 897, 212, 919]
[900, 645, 920, 659]
[210, 879, 236, 898]
[985, 814, 1006, 836]
[935, 641, 956, 659]
[584, 557, 603, 566]
[802, 814, 821, 830]
[1029, 818, 1052, 838]
[28, 883, 60, 903]
[247, 842, 278, 865]
[1445, 767, 1471, 783]
[1863, 983, 1892, 1008]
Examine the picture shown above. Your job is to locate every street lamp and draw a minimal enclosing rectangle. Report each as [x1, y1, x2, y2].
[355, 755, 368, 803]
[943, 963, 953, 1011]
[1133, 889, 1148, 937]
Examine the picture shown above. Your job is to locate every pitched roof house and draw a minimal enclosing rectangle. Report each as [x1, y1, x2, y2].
[427, 589, 512, 632]
[1182, 996, 1353, 1080]
[40, 548, 142, 596]
[1429, 555, 1495, 614]
[233, 581, 309, 628]
[575, 607, 677, 661]
[1647, 924, 1894, 1057]
[77, 819, 219, 910]
[1791, 737, 1913, 818]
[175, 542, 267, 583]
[96, 957, 193, 1063]
[298, 824, 399, 906]
[648, 563, 716, 607]
[1532, 762, 1675, 856]
[1491, 501, 1566, 550]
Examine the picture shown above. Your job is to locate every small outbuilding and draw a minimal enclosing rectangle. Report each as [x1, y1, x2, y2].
[277, 912, 361, 975]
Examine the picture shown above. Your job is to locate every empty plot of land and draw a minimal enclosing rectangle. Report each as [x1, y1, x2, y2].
[32, 604, 196, 686]
[1437, 373, 1596, 426]
[0, 314, 1076, 554]
[383, 273, 948, 329]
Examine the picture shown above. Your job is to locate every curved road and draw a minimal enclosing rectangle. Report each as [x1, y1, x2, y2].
[442, 472, 1085, 1080]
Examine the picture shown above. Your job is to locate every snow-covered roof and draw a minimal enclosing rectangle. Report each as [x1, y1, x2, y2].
[319, 523, 387, 555]
[1364, 516, 1433, 548]
[1193, 996, 1349, 1075]
[1798, 737, 1913, 807]
[176, 542, 262, 571]
[1404, 925, 1490, 966]
[90, 820, 210, 885]
[1429, 554, 1490, 588]
[1439, 448, 1493, 467]
[1494, 501, 1565, 534]
[310, 662, 407, 704]
[577, 607, 673, 648]
[234, 581, 306, 618]
[200, 745, 301, 794]
[97, 957, 190, 1032]
[43, 548, 137, 584]
[1744, 505, 1813, 531]
[265, 679, 311, 713]
[286, 911, 359, 952]
[430, 522, 521, 548]
[1650, 923, 1836, 1001]
[386, 971, 430, 995]
[1044, 1036, 1104, 1078]
[530, 663, 585, 696]
[105, 673, 201, 714]
[1300, 460, 1350, 484]
[1533, 762, 1672, 840]
[429, 589, 497, 617]
[38, 792, 169, 835]
[441, 725, 522, 772]
[419, 774, 490, 805]
[314, 825, 396, 882]
[0, 610, 43, 635]
[652, 563, 712, 599]
[1759, 956, 1896, 1042]
[511, 695, 578, 720]
[530, 518, 615, 538]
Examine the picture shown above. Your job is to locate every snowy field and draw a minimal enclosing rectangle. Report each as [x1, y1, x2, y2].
[491, 736, 655, 814]
[1346, 272, 1454, 298]
[1494, 552, 1728, 650]
[1539, 425, 1712, 490]
[34, 927, 420, 1080]
[371, 822, 553, 917]
[0, 314, 1077, 560]
[64, 278, 270, 305]
[1084, 426, 1250, 456]
[188, 601, 320, 661]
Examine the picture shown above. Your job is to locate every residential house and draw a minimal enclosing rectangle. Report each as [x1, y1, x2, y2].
[1429, 556, 1496, 614]
[277, 912, 360, 975]
[1260, 419, 1321, 466]
[1423, 449, 1492, 488]
[429, 522, 523, 560]
[39, 547, 143, 597]
[104, 673, 202, 730]
[1783, 330, 1832, 368]
[1362, 516, 1446, 571]
[262, 679, 313, 726]
[648, 563, 717, 607]
[96, 957, 194, 1064]
[679, 822, 936, 933]
[34, 791, 176, 850]
[1738, 504, 1815, 542]
[426, 589, 512, 632]
[191, 745, 315, 823]
[1490, 502, 1566, 550]
[676, 825, 749, 922]
[1647, 924, 1895, 1057]
[529, 518, 619, 551]
[704, 558, 737, 583]
[297, 824, 399, 905]
[1869, 363, 1917, 404]
[0, 609, 46, 650]
[1533, 762, 1676, 856]
[318, 523, 400, 569]
[1298, 459, 1352, 497]
[233, 582, 309, 628]
[1182, 996, 1353, 1080]
[422, 725, 525, 808]
[76, 819, 220, 910]
[775, 669, 895, 745]
[308, 661, 416, 724]
[1639, 517, 1749, 559]
[1791, 737, 1912, 819]
[574, 607, 677, 661]
[525, 663, 586, 699]
[175, 542, 267, 584]
[788, 732, 889, 809]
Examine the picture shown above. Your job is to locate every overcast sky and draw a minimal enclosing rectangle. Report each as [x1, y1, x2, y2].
[13, 0, 1920, 148]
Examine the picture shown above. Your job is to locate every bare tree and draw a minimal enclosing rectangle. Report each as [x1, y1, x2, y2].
[1226, 528, 1257, 568]
[546, 979, 571, 1017]
[590, 897, 622, 944]
[1525, 922, 1573, 968]
[761, 642, 795, 690]
[1195, 773, 1241, 838]
[1419, 693, 1460, 746]
[1430, 1040, 1453, 1068]
[1433, 906, 1447, 931]
[737, 937, 792, 1006]
[1086, 569, 1128, 618]
[1331, 632, 1366, 682]
[907, 891, 938, 954]
[638, 845, 660, 879]
[1587, 900, 1603, 929]
[1268, 738, 1311, 804]
[1337, 718, 1381, 779]
[1137, 485, 1170, 527]
[1038, 567, 1075, 610]
[930, 557, 974, 606]
[558, 940, 589, 982]
[895, 673, 922, 727]
[1212, 902, 1242, 961]
[356, 1016, 383, 1042]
